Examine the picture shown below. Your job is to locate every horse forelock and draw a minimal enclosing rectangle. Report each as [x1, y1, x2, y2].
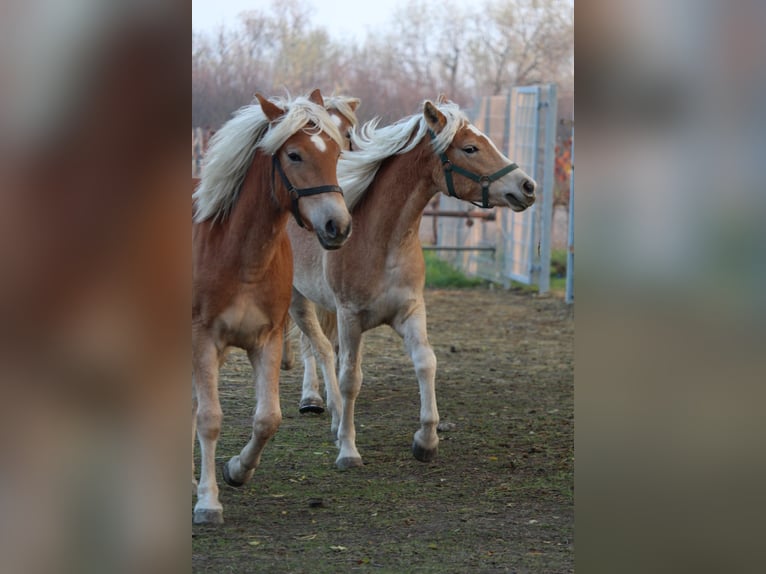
[260, 95, 344, 154]
[340, 101, 468, 210]
[193, 95, 343, 223]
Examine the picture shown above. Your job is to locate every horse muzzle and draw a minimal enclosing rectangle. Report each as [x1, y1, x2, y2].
[316, 217, 352, 250]
[503, 177, 536, 211]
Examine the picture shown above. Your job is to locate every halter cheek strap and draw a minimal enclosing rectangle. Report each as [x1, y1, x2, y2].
[428, 130, 519, 209]
[272, 155, 344, 228]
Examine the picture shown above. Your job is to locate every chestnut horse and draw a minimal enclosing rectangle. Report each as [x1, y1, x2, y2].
[288, 98, 536, 469]
[280, 95, 360, 370]
[192, 89, 352, 524]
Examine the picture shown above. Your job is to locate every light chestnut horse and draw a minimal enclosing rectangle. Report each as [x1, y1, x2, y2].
[192, 89, 352, 525]
[280, 95, 360, 371]
[288, 98, 536, 469]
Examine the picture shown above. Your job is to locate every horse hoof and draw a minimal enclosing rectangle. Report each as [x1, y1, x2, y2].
[412, 441, 438, 463]
[299, 399, 325, 415]
[193, 508, 223, 525]
[336, 456, 363, 470]
[221, 461, 246, 487]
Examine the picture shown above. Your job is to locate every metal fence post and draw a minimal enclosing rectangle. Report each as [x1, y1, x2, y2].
[537, 84, 557, 295]
[566, 121, 574, 304]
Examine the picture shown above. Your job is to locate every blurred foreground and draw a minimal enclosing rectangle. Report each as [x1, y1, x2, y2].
[0, 2, 189, 573]
[576, 0, 766, 571]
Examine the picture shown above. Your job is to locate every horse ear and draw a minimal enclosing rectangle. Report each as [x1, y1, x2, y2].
[423, 101, 447, 133]
[437, 93, 448, 104]
[308, 88, 325, 107]
[346, 97, 361, 112]
[255, 93, 284, 122]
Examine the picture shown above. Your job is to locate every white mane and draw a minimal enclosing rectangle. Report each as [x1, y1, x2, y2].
[193, 94, 344, 223]
[339, 102, 467, 210]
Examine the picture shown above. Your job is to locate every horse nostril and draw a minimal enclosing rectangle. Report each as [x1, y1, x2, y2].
[325, 219, 338, 238]
[522, 179, 535, 196]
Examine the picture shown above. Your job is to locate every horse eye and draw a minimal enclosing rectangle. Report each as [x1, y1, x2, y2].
[287, 152, 302, 162]
[463, 145, 478, 154]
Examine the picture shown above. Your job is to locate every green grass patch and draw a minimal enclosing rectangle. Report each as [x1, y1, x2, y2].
[423, 250, 486, 288]
[424, 248, 569, 293]
[548, 248, 568, 293]
[550, 248, 567, 279]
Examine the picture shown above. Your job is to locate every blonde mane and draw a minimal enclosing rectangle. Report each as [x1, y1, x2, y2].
[193, 94, 344, 223]
[339, 102, 467, 210]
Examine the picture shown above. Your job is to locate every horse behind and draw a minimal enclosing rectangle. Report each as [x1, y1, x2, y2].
[280, 95, 360, 371]
[288, 97, 536, 469]
[191, 89, 351, 525]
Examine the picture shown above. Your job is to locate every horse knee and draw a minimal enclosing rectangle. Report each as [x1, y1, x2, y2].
[196, 406, 222, 440]
[414, 347, 436, 379]
[340, 380, 362, 401]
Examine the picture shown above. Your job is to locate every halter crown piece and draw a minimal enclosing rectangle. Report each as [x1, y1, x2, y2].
[272, 154, 344, 228]
[428, 130, 519, 209]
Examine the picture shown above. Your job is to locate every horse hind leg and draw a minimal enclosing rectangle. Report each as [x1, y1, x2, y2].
[222, 334, 282, 488]
[280, 317, 295, 370]
[192, 336, 225, 524]
[394, 305, 439, 462]
[298, 331, 325, 414]
[290, 291, 342, 435]
[316, 305, 341, 377]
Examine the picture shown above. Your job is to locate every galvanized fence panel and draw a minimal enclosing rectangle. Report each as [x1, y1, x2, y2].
[501, 86, 540, 285]
[536, 83, 557, 294]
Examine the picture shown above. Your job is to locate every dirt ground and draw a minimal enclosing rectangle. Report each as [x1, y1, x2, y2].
[192, 288, 574, 573]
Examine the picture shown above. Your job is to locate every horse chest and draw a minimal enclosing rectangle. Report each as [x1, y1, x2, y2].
[351, 286, 413, 331]
[213, 298, 274, 350]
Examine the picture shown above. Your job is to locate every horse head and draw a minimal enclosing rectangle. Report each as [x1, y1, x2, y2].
[424, 98, 536, 211]
[256, 89, 352, 249]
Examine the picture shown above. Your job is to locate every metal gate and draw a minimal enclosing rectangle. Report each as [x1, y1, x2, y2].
[503, 86, 541, 285]
[433, 84, 558, 293]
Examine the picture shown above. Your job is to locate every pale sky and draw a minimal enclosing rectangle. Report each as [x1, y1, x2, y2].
[192, 0, 405, 43]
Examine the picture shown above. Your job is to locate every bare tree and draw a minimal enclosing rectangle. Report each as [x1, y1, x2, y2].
[434, 1, 472, 102]
[467, 0, 574, 94]
[191, 0, 573, 127]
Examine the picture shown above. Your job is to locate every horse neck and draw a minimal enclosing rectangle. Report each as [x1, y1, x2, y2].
[225, 152, 291, 265]
[354, 138, 438, 250]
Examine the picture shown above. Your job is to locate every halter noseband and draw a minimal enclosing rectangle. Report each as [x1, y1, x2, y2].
[428, 129, 519, 209]
[272, 154, 343, 229]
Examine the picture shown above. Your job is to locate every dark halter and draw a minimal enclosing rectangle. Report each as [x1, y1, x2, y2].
[272, 154, 343, 229]
[428, 130, 519, 209]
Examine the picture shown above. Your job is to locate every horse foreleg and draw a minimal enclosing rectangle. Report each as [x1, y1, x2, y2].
[335, 313, 364, 469]
[192, 335, 224, 524]
[393, 303, 439, 462]
[222, 332, 282, 488]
